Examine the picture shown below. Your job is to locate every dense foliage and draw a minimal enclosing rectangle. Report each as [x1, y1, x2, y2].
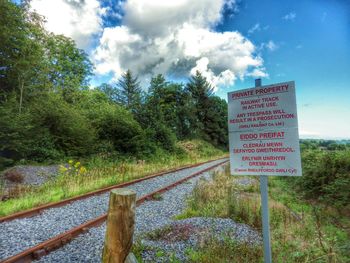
[0, 1, 228, 170]
[285, 140, 350, 209]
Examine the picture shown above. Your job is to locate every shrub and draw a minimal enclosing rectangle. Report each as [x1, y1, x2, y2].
[286, 149, 350, 209]
[83, 99, 147, 155]
[0, 97, 37, 167]
[30, 94, 96, 157]
[147, 122, 177, 152]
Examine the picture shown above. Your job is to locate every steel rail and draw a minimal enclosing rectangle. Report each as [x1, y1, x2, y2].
[0, 157, 227, 223]
[1, 159, 228, 263]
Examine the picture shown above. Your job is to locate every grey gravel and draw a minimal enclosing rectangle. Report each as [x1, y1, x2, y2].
[1, 165, 60, 186]
[140, 217, 261, 262]
[34, 164, 225, 263]
[234, 177, 257, 187]
[0, 159, 226, 260]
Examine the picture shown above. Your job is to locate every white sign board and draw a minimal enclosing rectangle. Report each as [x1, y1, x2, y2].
[228, 81, 302, 176]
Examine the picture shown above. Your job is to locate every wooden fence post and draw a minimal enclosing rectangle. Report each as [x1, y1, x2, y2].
[102, 189, 137, 263]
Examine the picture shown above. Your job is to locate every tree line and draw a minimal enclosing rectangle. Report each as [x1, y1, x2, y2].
[0, 1, 228, 169]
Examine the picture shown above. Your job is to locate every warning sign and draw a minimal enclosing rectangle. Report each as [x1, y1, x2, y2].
[228, 81, 302, 176]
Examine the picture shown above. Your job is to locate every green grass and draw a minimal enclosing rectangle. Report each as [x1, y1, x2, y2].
[269, 177, 350, 262]
[0, 140, 227, 217]
[151, 192, 163, 201]
[132, 240, 181, 263]
[186, 238, 263, 263]
[174, 166, 350, 262]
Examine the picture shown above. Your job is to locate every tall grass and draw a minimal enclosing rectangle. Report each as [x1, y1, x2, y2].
[285, 149, 350, 210]
[0, 140, 226, 217]
[176, 166, 350, 262]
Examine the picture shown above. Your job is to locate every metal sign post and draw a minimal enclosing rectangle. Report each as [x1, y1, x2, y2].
[227, 78, 302, 263]
[256, 79, 272, 263]
[260, 175, 272, 262]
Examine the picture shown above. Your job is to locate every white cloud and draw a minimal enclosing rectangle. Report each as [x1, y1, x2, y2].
[122, 0, 228, 36]
[190, 57, 237, 90]
[30, 0, 106, 48]
[260, 40, 278, 51]
[93, 0, 265, 90]
[30, 0, 266, 89]
[282, 12, 296, 21]
[248, 23, 260, 34]
[248, 23, 270, 35]
[266, 40, 278, 51]
[246, 68, 268, 78]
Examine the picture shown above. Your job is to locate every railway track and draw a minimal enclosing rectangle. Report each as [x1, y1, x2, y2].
[0, 158, 228, 263]
[0, 157, 227, 223]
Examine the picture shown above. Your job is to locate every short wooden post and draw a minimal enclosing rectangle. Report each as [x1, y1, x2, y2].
[102, 189, 136, 263]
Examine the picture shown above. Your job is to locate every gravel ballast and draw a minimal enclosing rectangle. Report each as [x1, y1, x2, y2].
[0, 159, 226, 260]
[1, 165, 60, 186]
[234, 177, 257, 187]
[34, 163, 260, 263]
[140, 217, 261, 262]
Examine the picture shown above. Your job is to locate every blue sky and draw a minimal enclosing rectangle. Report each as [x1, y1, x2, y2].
[215, 0, 350, 139]
[23, 0, 350, 139]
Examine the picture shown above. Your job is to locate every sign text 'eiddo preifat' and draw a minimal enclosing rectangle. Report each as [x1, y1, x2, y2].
[228, 81, 302, 176]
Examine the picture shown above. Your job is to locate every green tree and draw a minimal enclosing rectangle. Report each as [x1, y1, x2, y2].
[185, 71, 228, 146]
[186, 70, 214, 104]
[139, 75, 176, 151]
[140, 74, 197, 150]
[146, 76, 195, 139]
[116, 70, 143, 117]
[44, 34, 93, 102]
[141, 74, 167, 125]
[0, 0, 47, 113]
[149, 74, 167, 94]
[97, 83, 120, 103]
[0, 1, 93, 108]
[186, 71, 214, 130]
[0, 1, 98, 166]
[205, 96, 228, 147]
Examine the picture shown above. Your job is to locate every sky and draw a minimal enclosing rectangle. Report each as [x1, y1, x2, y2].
[19, 0, 350, 139]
